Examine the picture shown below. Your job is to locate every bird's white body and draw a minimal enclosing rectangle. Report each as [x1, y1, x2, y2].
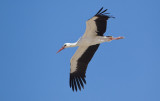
[79, 36, 112, 46]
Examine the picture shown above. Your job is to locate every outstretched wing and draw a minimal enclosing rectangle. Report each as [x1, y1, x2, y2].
[82, 7, 114, 38]
[70, 44, 100, 91]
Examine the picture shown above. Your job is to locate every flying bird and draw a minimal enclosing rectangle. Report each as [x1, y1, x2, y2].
[57, 7, 124, 91]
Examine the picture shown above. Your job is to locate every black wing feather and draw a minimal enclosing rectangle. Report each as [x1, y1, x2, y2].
[71, 78, 74, 91]
[95, 7, 104, 15]
[76, 78, 81, 91]
[78, 76, 84, 89]
[100, 9, 108, 14]
[73, 78, 77, 91]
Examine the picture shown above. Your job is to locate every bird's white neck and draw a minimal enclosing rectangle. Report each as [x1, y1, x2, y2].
[66, 42, 78, 48]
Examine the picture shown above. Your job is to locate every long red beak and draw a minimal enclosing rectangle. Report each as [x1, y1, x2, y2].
[56, 46, 65, 54]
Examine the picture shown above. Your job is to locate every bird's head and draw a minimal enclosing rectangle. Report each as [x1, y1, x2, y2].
[56, 43, 70, 53]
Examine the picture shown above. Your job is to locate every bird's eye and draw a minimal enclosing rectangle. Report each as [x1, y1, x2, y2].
[64, 44, 66, 46]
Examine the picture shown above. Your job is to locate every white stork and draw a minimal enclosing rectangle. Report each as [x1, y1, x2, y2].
[57, 7, 124, 91]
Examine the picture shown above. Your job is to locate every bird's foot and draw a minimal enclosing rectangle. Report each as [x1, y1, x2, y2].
[109, 36, 124, 40]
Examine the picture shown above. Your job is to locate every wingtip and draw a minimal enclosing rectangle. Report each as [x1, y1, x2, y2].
[100, 9, 108, 14]
[70, 74, 87, 92]
[95, 7, 104, 15]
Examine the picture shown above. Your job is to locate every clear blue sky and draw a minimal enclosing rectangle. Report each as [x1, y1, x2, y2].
[0, 0, 160, 101]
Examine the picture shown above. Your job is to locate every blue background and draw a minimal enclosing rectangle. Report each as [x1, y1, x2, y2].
[0, 0, 160, 101]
